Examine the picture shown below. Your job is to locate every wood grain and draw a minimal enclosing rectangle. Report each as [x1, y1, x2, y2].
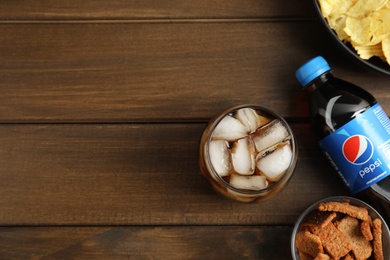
[0, 123, 348, 225]
[0, 226, 292, 259]
[1, 0, 390, 258]
[1, 22, 389, 123]
[0, 1, 314, 20]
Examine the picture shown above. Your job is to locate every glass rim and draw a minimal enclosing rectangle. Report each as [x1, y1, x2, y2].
[203, 104, 298, 195]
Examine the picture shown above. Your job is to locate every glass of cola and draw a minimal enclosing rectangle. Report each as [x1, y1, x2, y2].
[199, 105, 298, 202]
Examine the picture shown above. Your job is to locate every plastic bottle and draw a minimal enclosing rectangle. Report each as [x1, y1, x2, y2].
[295, 56, 390, 219]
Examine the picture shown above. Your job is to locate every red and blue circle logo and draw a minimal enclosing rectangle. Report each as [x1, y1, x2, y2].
[342, 135, 374, 165]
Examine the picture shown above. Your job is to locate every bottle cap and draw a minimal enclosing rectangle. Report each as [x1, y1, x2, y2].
[295, 56, 331, 87]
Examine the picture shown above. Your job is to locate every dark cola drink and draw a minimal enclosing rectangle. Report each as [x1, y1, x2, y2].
[199, 105, 298, 202]
[296, 56, 390, 220]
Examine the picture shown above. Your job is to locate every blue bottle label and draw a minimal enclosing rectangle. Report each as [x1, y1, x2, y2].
[319, 103, 390, 193]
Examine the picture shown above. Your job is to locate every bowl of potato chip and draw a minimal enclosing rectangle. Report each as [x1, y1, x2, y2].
[291, 196, 390, 259]
[314, 0, 390, 76]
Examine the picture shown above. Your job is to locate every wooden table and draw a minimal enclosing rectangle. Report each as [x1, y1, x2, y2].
[1, 1, 389, 259]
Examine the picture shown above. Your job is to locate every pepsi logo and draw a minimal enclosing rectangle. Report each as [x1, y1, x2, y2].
[342, 135, 374, 165]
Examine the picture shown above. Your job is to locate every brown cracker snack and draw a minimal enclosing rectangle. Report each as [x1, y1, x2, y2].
[313, 253, 331, 260]
[343, 254, 354, 260]
[295, 230, 324, 257]
[295, 200, 385, 259]
[298, 251, 313, 260]
[336, 216, 372, 260]
[372, 218, 384, 260]
[301, 210, 337, 230]
[361, 216, 374, 241]
[317, 201, 369, 221]
[311, 222, 352, 259]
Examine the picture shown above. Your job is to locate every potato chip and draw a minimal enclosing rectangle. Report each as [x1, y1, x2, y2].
[318, 0, 333, 17]
[319, 0, 358, 18]
[345, 16, 374, 45]
[327, 15, 349, 41]
[371, 9, 390, 37]
[354, 44, 385, 60]
[346, 0, 388, 17]
[383, 37, 390, 64]
[317, 0, 390, 65]
[331, 0, 358, 16]
[345, 15, 388, 46]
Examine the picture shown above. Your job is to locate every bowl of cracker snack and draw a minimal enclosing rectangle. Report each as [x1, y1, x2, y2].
[291, 196, 390, 259]
[313, 0, 390, 76]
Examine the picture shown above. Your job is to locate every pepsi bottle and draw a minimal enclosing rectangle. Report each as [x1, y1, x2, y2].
[295, 56, 390, 219]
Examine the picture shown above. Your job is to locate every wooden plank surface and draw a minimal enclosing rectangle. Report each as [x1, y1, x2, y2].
[0, 1, 314, 20]
[1, 22, 389, 122]
[0, 123, 349, 225]
[1, 0, 390, 259]
[0, 226, 292, 259]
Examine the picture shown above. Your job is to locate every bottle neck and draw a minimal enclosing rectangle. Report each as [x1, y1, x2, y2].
[303, 71, 333, 92]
